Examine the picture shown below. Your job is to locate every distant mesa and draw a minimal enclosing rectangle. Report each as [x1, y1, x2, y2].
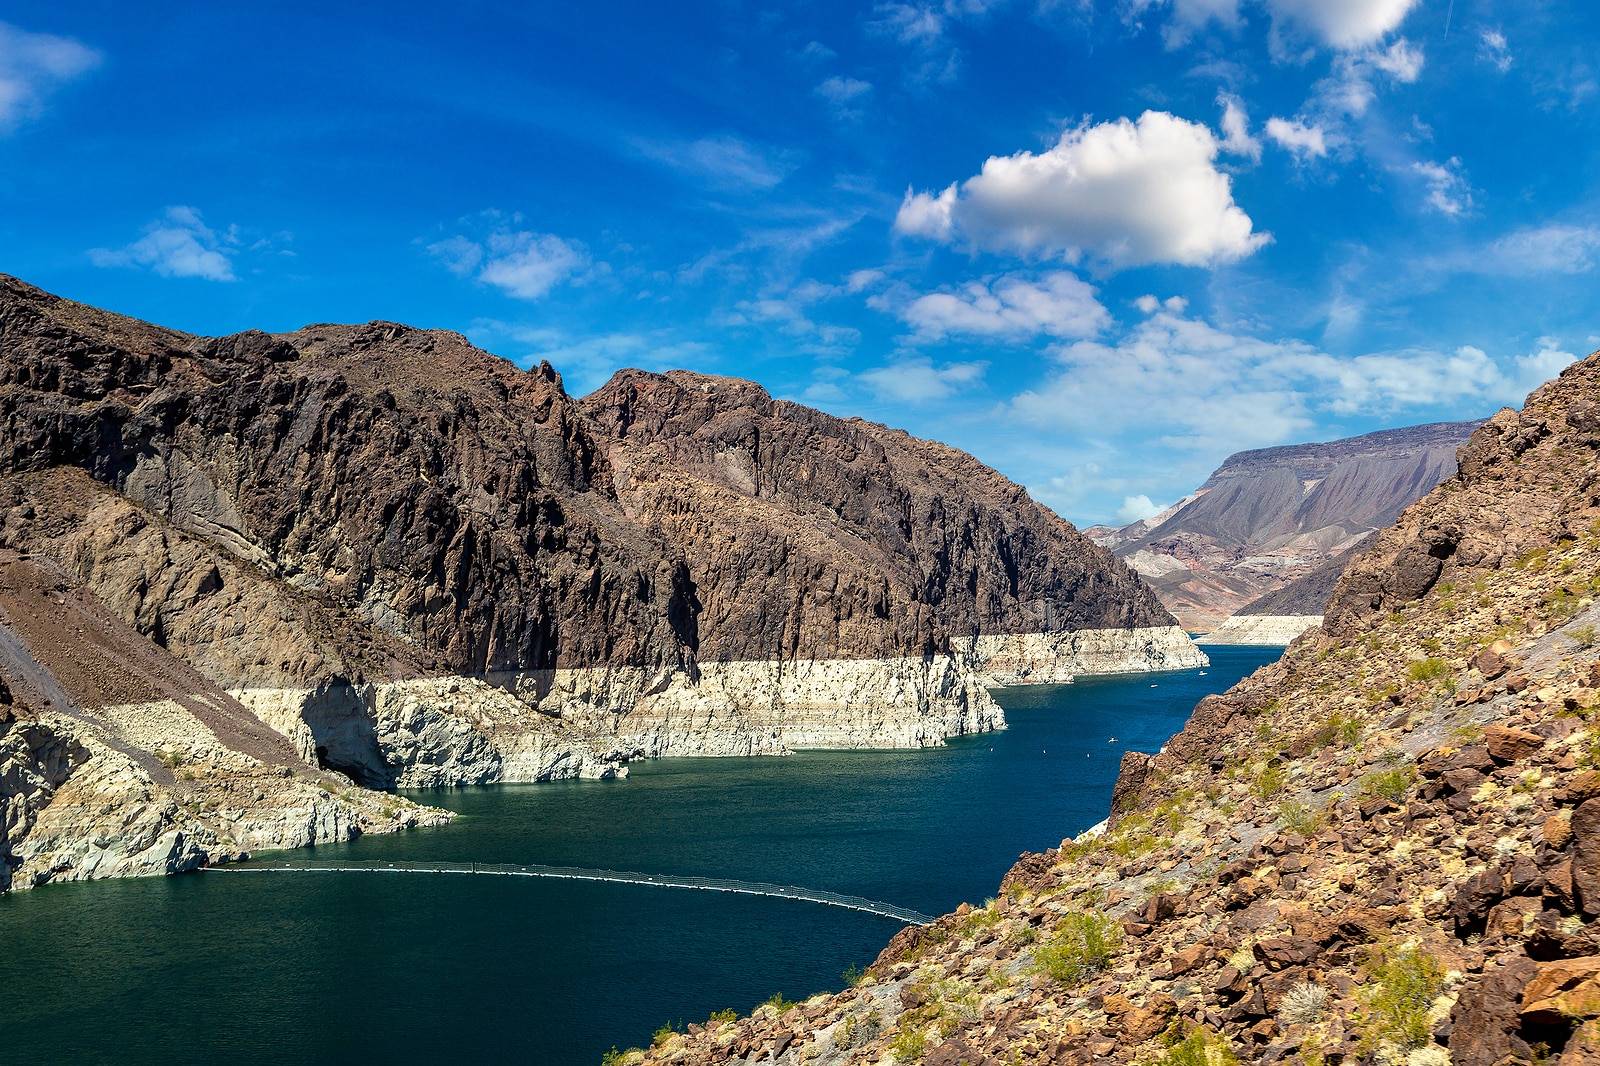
[1086, 421, 1483, 643]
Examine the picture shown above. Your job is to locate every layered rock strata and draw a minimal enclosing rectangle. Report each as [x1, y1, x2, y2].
[0, 275, 1197, 809]
[1088, 422, 1479, 631]
[0, 551, 445, 891]
[644, 355, 1600, 1064]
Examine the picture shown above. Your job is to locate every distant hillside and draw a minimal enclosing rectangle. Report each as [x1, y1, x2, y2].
[1088, 421, 1482, 631]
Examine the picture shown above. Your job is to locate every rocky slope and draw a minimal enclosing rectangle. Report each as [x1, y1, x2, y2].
[1090, 422, 1480, 634]
[0, 275, 1198, 877]
[640, 353, 1600, 1064]
[0, 550, 444, 892]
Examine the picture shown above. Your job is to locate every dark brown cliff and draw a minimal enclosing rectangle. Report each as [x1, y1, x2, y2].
[0, 275, 1174, 695]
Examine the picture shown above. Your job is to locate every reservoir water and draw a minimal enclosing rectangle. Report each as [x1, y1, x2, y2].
[0, 646, 1279, 1064]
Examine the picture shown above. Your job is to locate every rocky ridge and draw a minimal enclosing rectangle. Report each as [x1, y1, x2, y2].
[640, 354, 1600, 1064]
[0, 275, 1196, 884]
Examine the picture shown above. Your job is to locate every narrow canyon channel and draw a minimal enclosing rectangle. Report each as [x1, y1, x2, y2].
[0, 646, 1281, 1064]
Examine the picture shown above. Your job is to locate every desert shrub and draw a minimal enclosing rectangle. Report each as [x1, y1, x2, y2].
[1278, 981, 1329, 1026]
[1251, 763, 1288, 800]
[707, 1008, 736, 1026]
[1154, 1023, 1239, 1066]
[762, 993, 796, 1014]
[1570, 624, 1599, 648]
[889, 1025, 927, 1062]
[1360, 768, 1414, 803]
[1355, 944, 1445, 1055]
[1033, 911, 1120, 986]
[1406, 658, 1450, 683]
[1277, 800, 1325, 836]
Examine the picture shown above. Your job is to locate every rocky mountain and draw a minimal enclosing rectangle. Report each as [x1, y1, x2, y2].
[0, 275, 1200, 889]
[643, 353, 1600, 1064]
[1088, 421, 1481, 636]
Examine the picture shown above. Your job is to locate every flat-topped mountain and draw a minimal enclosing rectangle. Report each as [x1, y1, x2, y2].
[0, 275, 1199, 888]
[1089, 421, 1481, 635]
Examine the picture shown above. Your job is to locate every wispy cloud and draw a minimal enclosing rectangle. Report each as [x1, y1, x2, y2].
[634, 134, 799, 191]
[0, 21, 99, 132]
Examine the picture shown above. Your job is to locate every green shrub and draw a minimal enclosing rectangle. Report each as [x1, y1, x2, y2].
[1033, 911, 1121, 986]
[1277, 800, 1324, 836]
[888, 1026, 927, 1062]
[1360, 768, 1414, 804]
[1570, 624, 1599, 648]
[651, 1023, 677, 1048]
[1154, 1023, 1239, 1066]
[1406, 658, 1450, 683]
[841, 964, 867, 987]
[762, 993, 796, 1014]
[1251, 763, 1288, 800]
[1356, 945, 1445, 1055]
[707, 1008, 737, 1026]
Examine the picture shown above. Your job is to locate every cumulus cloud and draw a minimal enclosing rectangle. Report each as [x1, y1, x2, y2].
[1479, 29, 1512, 73]
[1264, 116, 1328, 160]
[428, 221, 591, 300]
[1217, 92, 1261, 161]
[1116, 494, 1167, 523]
[88, 206, 238, 281]
[859, 358, 985, 403]
[895, 272, 1110, 340]
[894, 110, 1268, 269]
[1410, 157, 1472, 217]
[1502, 339, 1578, 403]
[635, 134, 798, 190]
[1264, 0, 1420, 50]
[0, 21, 99, 131]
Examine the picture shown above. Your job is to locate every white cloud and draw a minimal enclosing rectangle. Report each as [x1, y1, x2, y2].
[896, 272, 1110, 340]
[1116, 494, 1167, 522]
[635, 135, 797, 190]
[1217, 92, 1261, 161]
[859, 358, 986, 403]
[88, 206, 237, 281]
[894, 110, 1268, 269]
[428, 223, 591, 300]
[469, 322, 714, 395]
[1469, 225, 1600, 276]
[1264, 0, 1420, 50]
[1479, 29, 1512, 73]
[1410, 157, 1471, 217]
[1369, 37, 1424, 81]
[1008, 307, 1555, 460]
[815, 76, 873, 104]
[1263, 116, 1328, 159]
[1503, 339, 1577, 403]
[723, 295, 861, 351]
[845, 267, 887, 293]
[0, 21, 99, 131]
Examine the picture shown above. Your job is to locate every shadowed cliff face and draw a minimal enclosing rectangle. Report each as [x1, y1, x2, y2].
[0, 275, 1172, 689]
[580, 369, 1172, 663]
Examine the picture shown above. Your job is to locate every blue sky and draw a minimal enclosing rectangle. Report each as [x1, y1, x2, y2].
[3, 1, 1598, 526]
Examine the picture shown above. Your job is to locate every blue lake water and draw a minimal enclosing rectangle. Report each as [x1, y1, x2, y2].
[0, 646, 1279, 1064]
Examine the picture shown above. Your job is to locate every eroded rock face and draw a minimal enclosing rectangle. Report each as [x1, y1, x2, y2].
[0, 274, 1194, 825]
